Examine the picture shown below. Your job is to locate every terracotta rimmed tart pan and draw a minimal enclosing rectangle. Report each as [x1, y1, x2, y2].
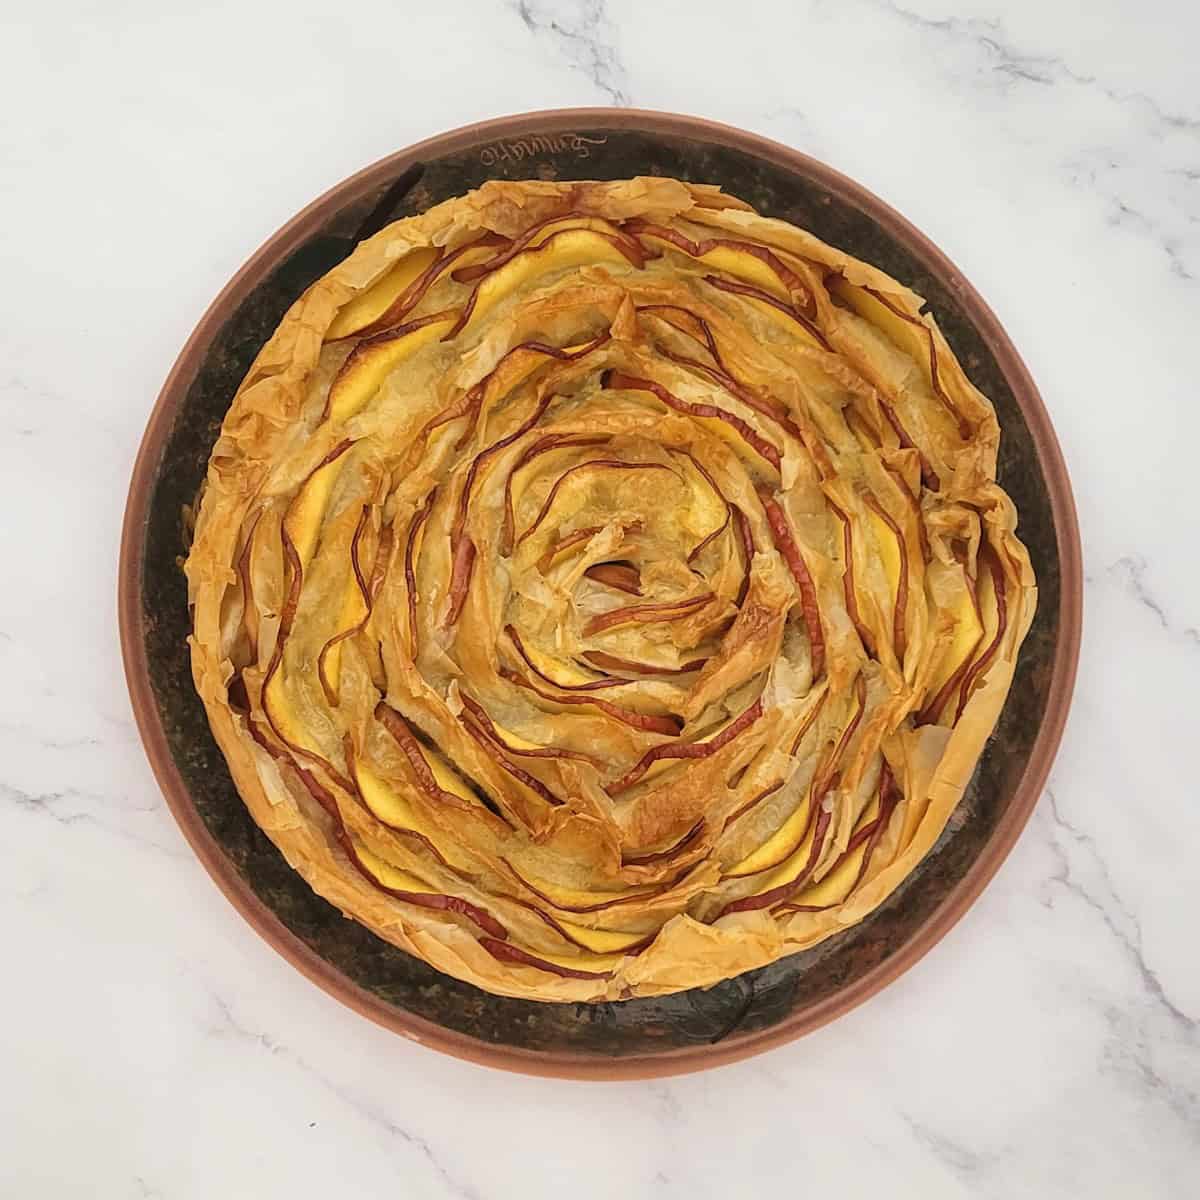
[119, 109, 1081, 1079]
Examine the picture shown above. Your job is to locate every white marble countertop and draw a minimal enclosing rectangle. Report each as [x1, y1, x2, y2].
[3, 1, 1197, 1195]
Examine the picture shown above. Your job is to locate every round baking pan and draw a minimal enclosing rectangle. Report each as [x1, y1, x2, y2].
[119, 109, 1081, 1078]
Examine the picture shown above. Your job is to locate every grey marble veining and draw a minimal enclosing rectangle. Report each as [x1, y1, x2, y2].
[1, 1, 1197, 1196]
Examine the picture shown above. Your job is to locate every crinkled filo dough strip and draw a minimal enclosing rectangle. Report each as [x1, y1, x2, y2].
[186, 178, 1036, 1002]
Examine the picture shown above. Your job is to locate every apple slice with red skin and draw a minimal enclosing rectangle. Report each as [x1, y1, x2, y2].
[324, 311, 458, 424]
[349, 231, 510, 340]
[478, 937, 612, 981]
[450, 212, 589, 281]
[663, 447, 734, 568]
[261, 444, 358, 791]
[812, 674, 867, 799]
[457, 693, 600, 766]
[731, 505, 756, 609]
[427, 336, 611, 472]
[722, 785, 816, 881]
[863, 491, 910, 662]
[251, 722, 509, 941]
[719, 680, 862, 880]
[452, 213, 646, 283]
[500, 666, 683, 737]
[685, 497, 730, 565]
[442, 536, 478, 630]
[622, 219, 811, 309]
[444, 335, 611, 629]
[584, 562, 643, 595]
[535, 518, 643, 574]
[658, 343, 837, 482]
[375, 702, 510, 823]
[459, 715, 567, 808]
[515, 459, 674, 548]
[877, 397, 941, 492]
[726, 779, 784, 826]
[607, 698, 765, 796]
[789, 689, 829, 756]
[602, 370, 782, 472]
[773, 764, 900, 914]
[506, 624, 625, 692]
[444, 226, 646, 340]
[504, 859, 683, 915]
[280, 438, 355, 567]
[235, 511, 263, 664]
[443, 390, 556, 629]
[826, 496, 877, 659]
[582, 650, 708, 677]
[637, 303, 728, 372]
[537, 524, 603, 572]
[521, 904, 656, 956]
[756, 486, 826, 681]
[952, 547, 1009, 720]
[349, 749, 460, 872]
[723, 679, 861, 880]
[316, 512, 392, 705]
[702, 274, 831, 350]
[326, 246, 442, 341]
[922, 569, 982, 714]
[883, 459, 930, 560]
[453, 332, 612, 547]
[420, 380, 486, 452]
[848, 763, 900, 892]
[268, 559, 334, 742]
[845, 401, 941, 514]
[404, 490, 436, 658]
[858, 285, 973, 438]
[919, 546, 1008, 725]
[657, 346, 805, 443]
[354, 846, 509, 939]
[717, 790, 836, 918]
[358, 813, 456, 876]
[583, 592, 715, 637]
[502, 432, 609, 553]
[622, 819, 705, 866]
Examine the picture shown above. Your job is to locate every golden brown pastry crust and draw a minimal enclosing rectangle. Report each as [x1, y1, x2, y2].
[185, 178, 1036, 1002]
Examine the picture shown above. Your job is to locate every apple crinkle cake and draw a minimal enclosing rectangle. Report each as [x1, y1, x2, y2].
[186, 178, 1035, 1001]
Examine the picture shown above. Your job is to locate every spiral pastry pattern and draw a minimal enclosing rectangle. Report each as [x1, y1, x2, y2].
[186, 178, 1036, 1000]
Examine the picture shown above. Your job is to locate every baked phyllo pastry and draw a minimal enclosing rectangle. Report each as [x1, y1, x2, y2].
[185, 178, 1036, 1001]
